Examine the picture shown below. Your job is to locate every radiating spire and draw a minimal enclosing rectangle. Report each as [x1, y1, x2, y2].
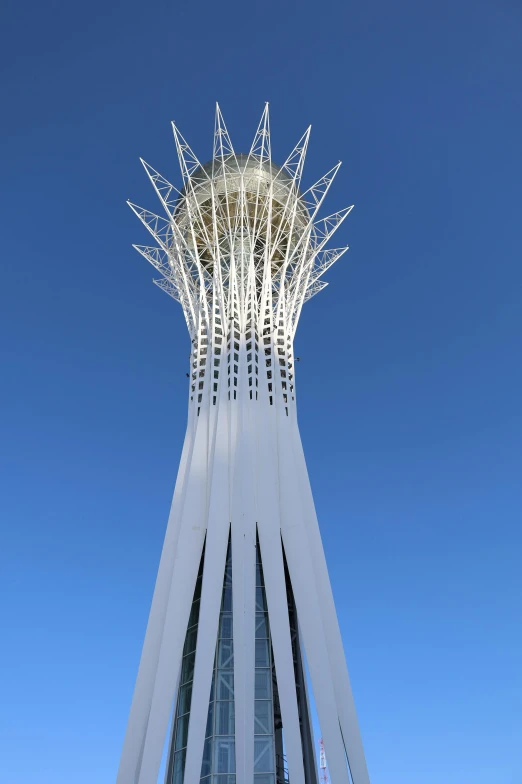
[279, 125, 310, 189]
[213, 103, 238, 164]
[140, 159, 182, 217]
[171, 122, 208, 184]
[127, 202, 171, 249]
[247, 102, 271, 166]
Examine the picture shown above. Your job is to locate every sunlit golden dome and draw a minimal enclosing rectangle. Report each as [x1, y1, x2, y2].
[173, 153, 310, 274]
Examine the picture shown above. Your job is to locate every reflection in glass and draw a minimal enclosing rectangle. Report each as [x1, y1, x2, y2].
[254, 738, 275, 773]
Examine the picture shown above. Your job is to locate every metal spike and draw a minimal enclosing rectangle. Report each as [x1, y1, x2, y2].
[140, 159, 182, 217]
[247, 102, 271, 165]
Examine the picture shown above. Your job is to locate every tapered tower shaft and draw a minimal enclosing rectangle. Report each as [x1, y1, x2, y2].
[117, 105, 370, 784]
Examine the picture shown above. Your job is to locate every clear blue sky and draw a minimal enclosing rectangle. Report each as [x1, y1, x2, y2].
[1, 0, 521, 782]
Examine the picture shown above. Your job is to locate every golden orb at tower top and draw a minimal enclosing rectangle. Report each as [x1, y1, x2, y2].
[173, 153, 310, 273]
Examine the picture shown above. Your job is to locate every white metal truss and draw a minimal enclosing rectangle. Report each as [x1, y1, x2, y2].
[117, 104, 371, 784]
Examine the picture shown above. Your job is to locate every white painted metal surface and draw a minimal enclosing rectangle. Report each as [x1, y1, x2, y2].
[117, 104, 370, 784]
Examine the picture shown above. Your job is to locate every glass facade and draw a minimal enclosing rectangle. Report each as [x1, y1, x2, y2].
[283, 549, 316, 784]
[166, 548, 205, 784]
[201, 540, 236, 784]
[166, 537, 280, 784]
[254, 543, 276, 784]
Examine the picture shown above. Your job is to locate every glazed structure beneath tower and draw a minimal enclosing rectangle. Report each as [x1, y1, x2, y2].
[117, 104, 371, 784]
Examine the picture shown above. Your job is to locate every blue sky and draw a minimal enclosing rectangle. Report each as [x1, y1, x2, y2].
[1, 0, 521, 782]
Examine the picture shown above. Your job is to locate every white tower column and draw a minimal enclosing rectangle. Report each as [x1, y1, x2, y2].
[117, 104, 371, 784]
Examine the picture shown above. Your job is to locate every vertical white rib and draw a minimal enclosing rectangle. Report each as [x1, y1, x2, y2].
[255, 402, 306, 784]
[277, 415, 351, 784]
[137, 525, 205, 783]
[292, 426, 371, 784]
[183, 384, 231, 784]
[231, 384, 256, 784]
[116, 423, 195, 784]
[298, 627, 320, 780]
[136, 406, 212, 784]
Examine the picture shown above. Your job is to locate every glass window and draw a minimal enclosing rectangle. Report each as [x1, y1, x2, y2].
[175, 712, 190, 750]
[188, 599, 200, 627]
[181, 651, 196, 684]
[253, 775, 274, 784]
[224, 563, 232, 587]
[254, 701, 273, 735]
[215, 700, 235, 735]
[177, 682, 192, 715]
[255, 613, 269, 639]
[212, 776, 236, 784]
[216, 671, 235, 700]
[255, 587, 267, 611]
[205, 701, 214, 738]
[184, 625, 198, 655]
[219, 613, 233, 639]
[173, 749, 186, 784]
[253, 738, 274, 773]
[254, 669, 271, 700]
[214, 738, 236, 773]
[217, 639, 234, 669]
[254, 639, 270, 668]
[221, 587, 232, 612]
[200, 737, 212, 778]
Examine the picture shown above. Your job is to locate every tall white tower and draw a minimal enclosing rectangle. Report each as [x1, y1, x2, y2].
[118, 105, 371, 784]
